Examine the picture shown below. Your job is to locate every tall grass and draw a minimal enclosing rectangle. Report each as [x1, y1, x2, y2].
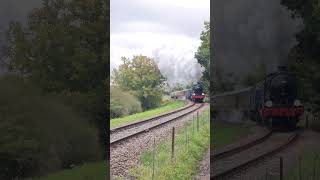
[110, 100, 187, 128]
[110, 86, 142, 118]
[27, 161, 107, 180]
[130, 109, 210, 179]
[212, 121, 250, 149]
[285, 148, 320, 180]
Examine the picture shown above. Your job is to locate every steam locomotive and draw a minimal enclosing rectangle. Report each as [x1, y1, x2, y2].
[213, 66, 304, 128]
[187, 82, 205, 103]
[249, 66, 304, 128]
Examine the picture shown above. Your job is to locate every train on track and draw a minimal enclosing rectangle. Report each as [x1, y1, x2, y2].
[213, 66, 304, 128]
[186, 82, 206, 103]
[170, 82, 206, 103]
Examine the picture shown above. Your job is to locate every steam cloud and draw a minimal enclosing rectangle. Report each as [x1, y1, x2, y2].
[153, 45, 204, 86]
[212, 0, 302, 78]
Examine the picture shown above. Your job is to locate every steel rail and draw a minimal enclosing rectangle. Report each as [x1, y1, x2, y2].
[212, 131, 299, 179]
[110, 102, 196, 134]
[212, 130, 273, 161]
[110, 103, 205, 145]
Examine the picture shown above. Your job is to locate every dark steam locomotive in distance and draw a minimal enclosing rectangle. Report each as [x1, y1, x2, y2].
[186, 82, 205, 103]
[249, 66, 304, 128]
[212, 66, 304, 129]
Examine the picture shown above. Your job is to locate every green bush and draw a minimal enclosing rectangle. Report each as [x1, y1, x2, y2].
[110, 86, 142, 118]
[0, 76, 102, 179]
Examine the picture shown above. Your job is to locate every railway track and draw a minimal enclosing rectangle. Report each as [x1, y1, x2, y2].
[110, 102, 204, 146]
[110, 102, 196, 133]
[212, 130, 300, 179]
[212, 129, 273, 161]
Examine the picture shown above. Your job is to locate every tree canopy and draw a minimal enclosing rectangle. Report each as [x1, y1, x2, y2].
[195, 21, 210, 93]
[112, 55, 166, 110]
[281, 0, 320, 111]
[0, 0, 109, 177]
[1, 0, 108, 93]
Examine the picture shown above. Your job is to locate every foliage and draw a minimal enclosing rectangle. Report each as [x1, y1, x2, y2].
[281, 0, 320, 112]
[171, 83, 185, 91]
[241, 63, 267, 87]
[110, 100, 186, 128]
[28, 161, 107, 180]
[130, 109, 210, 179]
[0, 75, 101, 179]
[285, 148, 320, 180]
[112, 55, 166, 110]
[110, 86, 142, 119]
[0, 0, 109, 162]
[213, 69, 237, 93]
[195, 21, 210, 93]
[1, 0, 108, 93]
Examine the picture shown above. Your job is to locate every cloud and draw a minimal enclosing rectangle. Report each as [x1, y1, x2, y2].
[111, 0, 210, 85]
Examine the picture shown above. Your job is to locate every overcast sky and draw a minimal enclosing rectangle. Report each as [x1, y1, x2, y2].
[110, 0, 210, 85]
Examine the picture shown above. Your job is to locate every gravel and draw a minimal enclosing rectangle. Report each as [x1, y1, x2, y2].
[110, 104, 202, 143]
[110, 103, 209, 179]
[195, 148, 210, 180]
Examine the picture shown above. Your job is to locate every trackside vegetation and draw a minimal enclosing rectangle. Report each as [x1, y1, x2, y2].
[112, 55, 166, 111]
[27, 161, 106, 180]
[285, 148, 320, 180]
[110, 86, 143, 118]
[0, 76, 102, 179]
[129, 109, 210, 179]
[212, 121, 250, 149]
[110, 100, 187, 128]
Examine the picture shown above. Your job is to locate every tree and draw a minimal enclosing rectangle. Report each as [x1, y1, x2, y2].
[0, 0, 109, 170]
[112, 55, 166, 110]
[1, 0, 108, 93]
[0, 75, 101, 178]
[241, 63, 267, 87]
[195, 21, 210, 94]
[281, 0, 320, 111]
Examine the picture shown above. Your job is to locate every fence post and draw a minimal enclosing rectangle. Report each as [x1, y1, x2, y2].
[313, 154, 316, 180]
[265, 168, 269, 180]
[152, 138, 156, 180]
[197, 112, 199, 132]
[306, 114, 309, 128]
[299, 156, 302, 180]
[192, 115, 195, 134]
[171, 127, 175, 160]
[185, 126, 188, 151]
[197, 111, 199, 123]
[280, 157, 283, 180]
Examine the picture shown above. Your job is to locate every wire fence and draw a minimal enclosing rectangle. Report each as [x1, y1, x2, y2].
[148, 108, 210, 180]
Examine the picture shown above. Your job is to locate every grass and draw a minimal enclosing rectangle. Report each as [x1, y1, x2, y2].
[285, 148, 320, 180]
[129, 109, 210, 180]
[27, 161, 107, 180]
[212, 121, 251, 149]
[110, 100, 187, 128]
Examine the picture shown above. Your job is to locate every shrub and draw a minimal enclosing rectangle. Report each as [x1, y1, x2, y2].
[0, 75, 102, 179]
[110, 86, 142, 118]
